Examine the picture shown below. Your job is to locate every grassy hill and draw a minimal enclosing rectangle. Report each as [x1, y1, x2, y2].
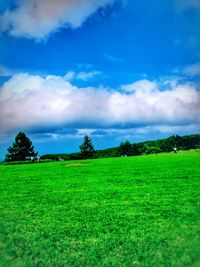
[0, 150, 200, 266]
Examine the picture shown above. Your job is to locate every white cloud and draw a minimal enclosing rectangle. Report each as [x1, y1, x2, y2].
[103, 53, 123, 62]
[64, 70, 102, 81]
[174, 62, 200, 77]
[95, 124, 200, 138]
[183, 62, 200, 76]
[122, 79, 157, 94]
[134, 124, 200, 135]
[76, 71, 102, 81]
[0, 74, 200, 134]
[175, 0, 200, 11]
[64, 71, 76, 81]
[0, 64, 12, 77]
[0, 0, 115, 40]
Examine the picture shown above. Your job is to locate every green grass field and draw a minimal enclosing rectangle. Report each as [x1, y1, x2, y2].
[0, 151, 200, 267]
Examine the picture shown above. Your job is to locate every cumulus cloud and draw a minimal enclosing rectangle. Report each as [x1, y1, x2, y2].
[0, 73, 200, 136]
[0, 0, 115, 39]
[122, 79, 157, 93]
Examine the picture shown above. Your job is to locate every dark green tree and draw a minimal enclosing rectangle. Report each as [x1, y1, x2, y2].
[79, 135, 96, 159]
[5, 132, 37, 162]
[118, 140, 133, 156]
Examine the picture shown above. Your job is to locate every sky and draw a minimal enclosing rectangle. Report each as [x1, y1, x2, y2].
[0, 0, 200, 159]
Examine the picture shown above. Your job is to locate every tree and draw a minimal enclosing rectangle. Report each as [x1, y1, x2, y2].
[5, 132, 37, 162]
[79, 135, 96, 159]
[118, 140, 133, 156]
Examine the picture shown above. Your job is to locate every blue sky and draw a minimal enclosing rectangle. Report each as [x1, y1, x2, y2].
[0, 0, 200, 159]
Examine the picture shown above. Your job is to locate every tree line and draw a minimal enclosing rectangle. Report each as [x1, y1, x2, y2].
[4, 131, 200, 163]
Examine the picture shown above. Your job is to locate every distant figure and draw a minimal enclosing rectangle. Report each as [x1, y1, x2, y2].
[173, 147, 177, 153]
[30, 155, 40, 162]
[58, 157, 64, 162]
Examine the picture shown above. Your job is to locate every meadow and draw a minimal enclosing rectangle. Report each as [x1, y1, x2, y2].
[0, 150, 200, 267]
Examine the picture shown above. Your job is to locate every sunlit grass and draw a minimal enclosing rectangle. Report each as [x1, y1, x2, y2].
[0, 150, 200, 266]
